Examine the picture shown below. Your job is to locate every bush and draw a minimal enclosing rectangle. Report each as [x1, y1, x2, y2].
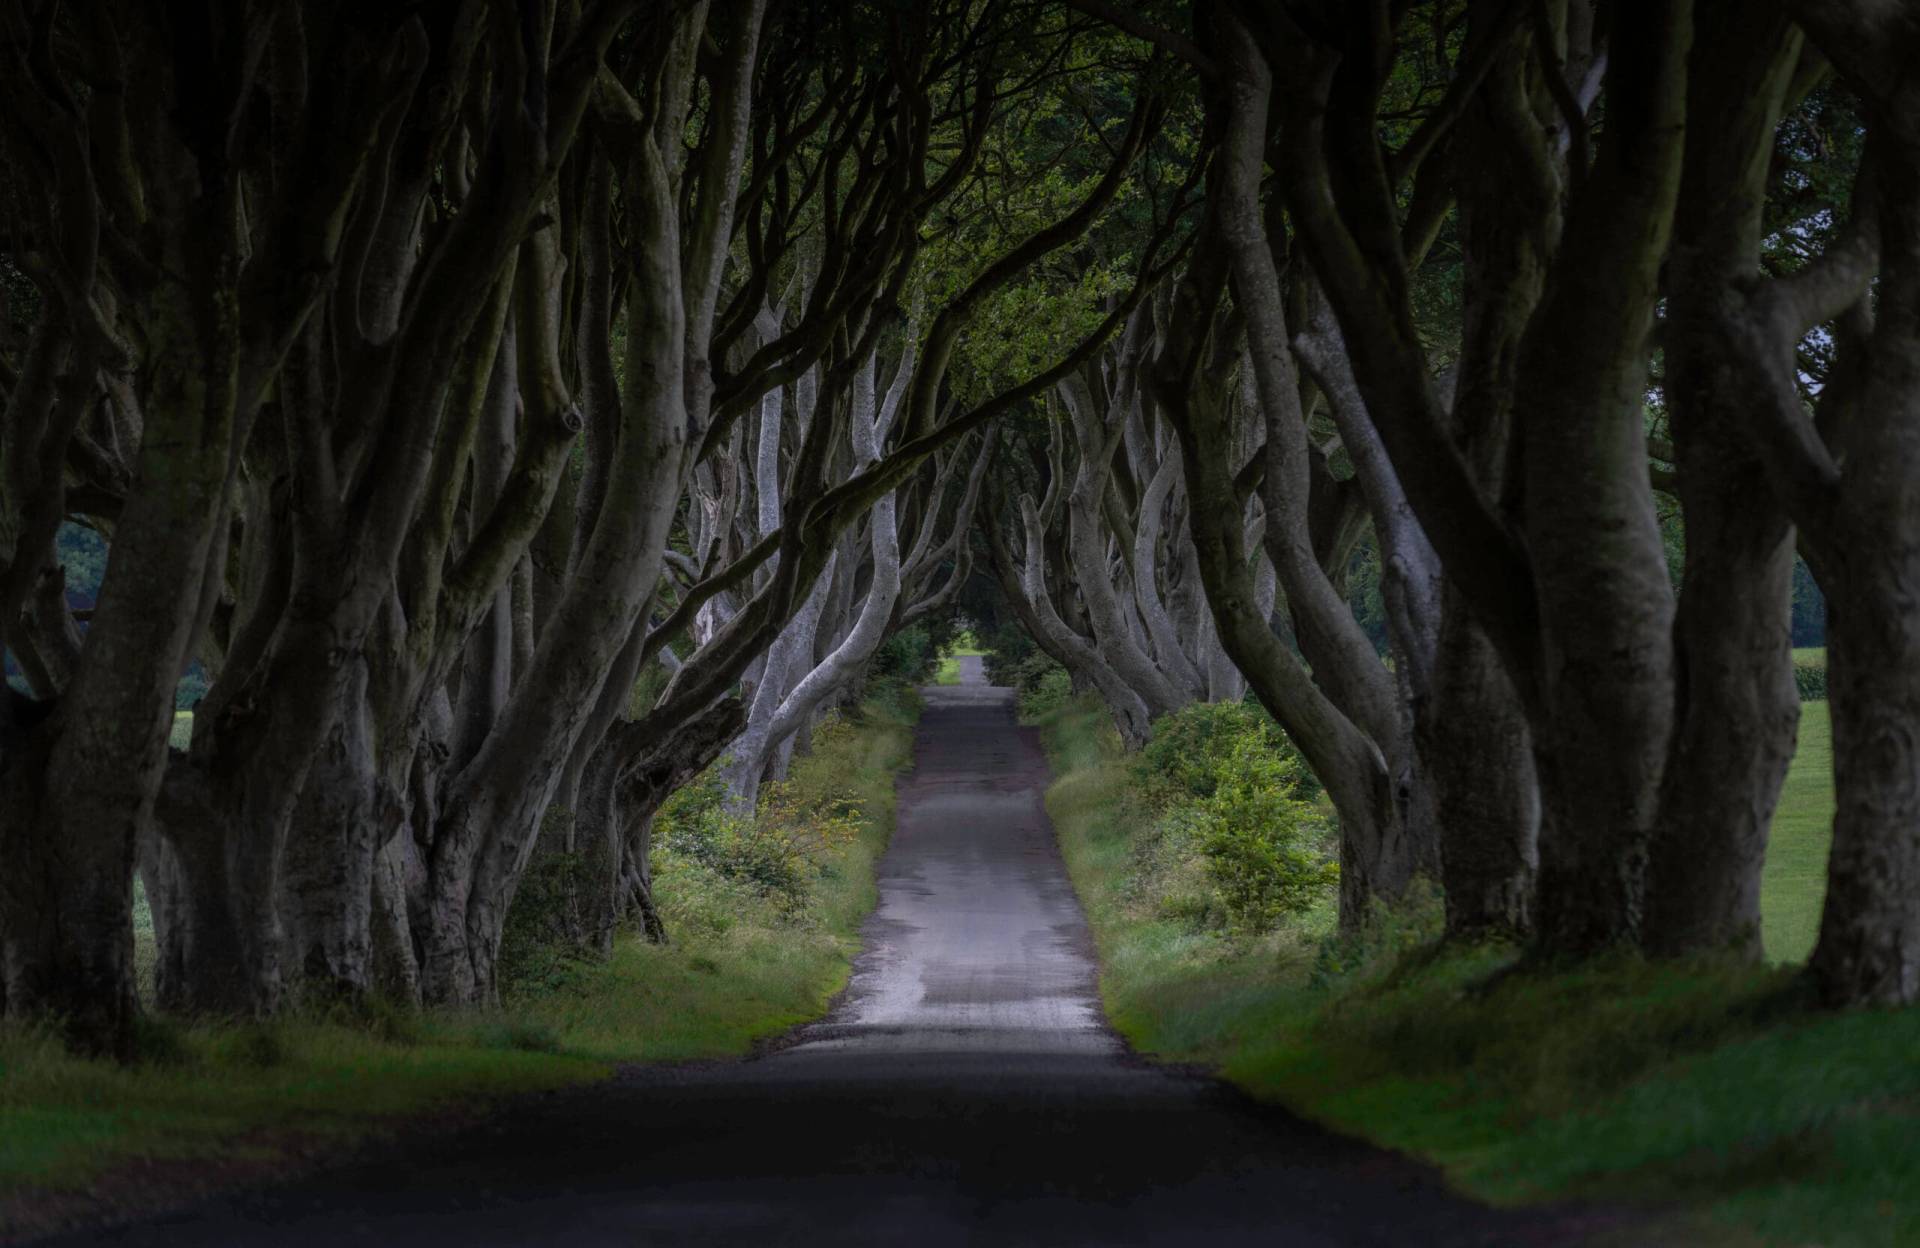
[871, 624, 937, 683]
[1017, 664, 1073, 720]
[1177, 734, 1336, 935]
[1134, 699, 1315, 801]
[1793, 655, 1827, 701]
[980, 622, 1038, 686]
[1094, 700, 1339, 939]
[654, 747, 866, 919]
[497, 845, 595, 998]
[988, 646, 1073, 719]
[861, 675, 921, 724]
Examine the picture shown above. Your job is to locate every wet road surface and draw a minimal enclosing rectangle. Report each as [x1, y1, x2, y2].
[53, 658, 1615, 1245]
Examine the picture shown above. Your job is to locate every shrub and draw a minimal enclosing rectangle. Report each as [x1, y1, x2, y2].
[1792, 655, 1827, 701]
[214, 1023, 291, 1070]
[1017, 664, 1074, 720]
[871, 624, 937, 683]
[980, 622, 1038, 686]
[654, 752, 866, 918]
[1101, 701, 1340, 939]
[1179, 734, 1337, 935]
[1134, 699, 1312, 801]
[497, 843, 596, 998]
[991, 648, 1074, 719]
[860, 676, 921, 726]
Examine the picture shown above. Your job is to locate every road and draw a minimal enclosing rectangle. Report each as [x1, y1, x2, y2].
[58, 658, 1612, 1245]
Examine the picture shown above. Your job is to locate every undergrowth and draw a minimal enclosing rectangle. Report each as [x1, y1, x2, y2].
[1036, 692, 1917, 1248]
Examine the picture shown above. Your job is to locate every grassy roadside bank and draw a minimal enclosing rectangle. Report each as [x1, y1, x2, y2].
[1, 685, 919, 1232]
[1036, 695, 1919, 1248]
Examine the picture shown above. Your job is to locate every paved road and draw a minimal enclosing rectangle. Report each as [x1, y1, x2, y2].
[57, 660, 1613, 1245]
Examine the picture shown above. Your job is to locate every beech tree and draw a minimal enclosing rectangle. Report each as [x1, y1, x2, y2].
[1, 0, 457, 1049]
[6, 0, 1920, 1061]
[1064, 0, 1917, 988]
[0, 0, 1172, 1046]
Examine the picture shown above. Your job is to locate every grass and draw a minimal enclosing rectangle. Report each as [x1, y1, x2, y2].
[1035, 694, 1916, 1248]
[1763, 700, 1833, 964]
[933, 630, 987, 686]
[0, 686, 919, 1217]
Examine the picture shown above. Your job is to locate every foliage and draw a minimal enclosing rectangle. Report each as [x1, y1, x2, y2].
[1052, 696, 1338, 941]
[655, 756, 862, 919]
[53, 522, 107, 609]
[1792, 648, 1828, 701]
[1016, 663, 1074, 720]
[496, 839, 595, 998]
[1175, 736, 1337, 936]
[979, 620, 1039, 686]
[1341, 538, 1391, 655]
[984, 629, 1076, 719]
[1790, 558, 1826, 649]
[1133, 699, 1297, 800]
[870, 624, 938, 684]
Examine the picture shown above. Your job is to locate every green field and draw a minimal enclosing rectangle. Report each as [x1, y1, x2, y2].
[1763, 700, 1833, 963]
[1, 690, 919, 1222]
[1036, 694, 1912, 1248]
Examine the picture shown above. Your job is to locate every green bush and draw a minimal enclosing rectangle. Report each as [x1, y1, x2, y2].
[497, 846, 596, 998]
[655, 740, 868, 918]
[1176, 733, 1336, 935]
[1793, 655, 1827, 701]
[1134, 699, 1317, 801]
[980, 622, 1038, 686]
[655, 772, 804, 910]
[1070, 699, 1339, 940]
[991, 648, 1073, 719]
[1017, 665, 1074, 720]
[871, 625, 937, 683]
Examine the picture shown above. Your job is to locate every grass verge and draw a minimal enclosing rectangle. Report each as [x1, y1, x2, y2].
[1, 685, 919, 1229]
[1036, 694, 1917, 1248]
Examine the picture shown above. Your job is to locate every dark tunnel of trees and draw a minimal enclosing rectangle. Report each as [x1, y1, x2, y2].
[1, 0, 1916, 1061]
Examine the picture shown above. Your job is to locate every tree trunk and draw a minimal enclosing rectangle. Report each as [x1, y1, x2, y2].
[1813, 557, 1920, 1004]
[0, 288, 244, 1050]
[1423, 596, 1538, 937]
[1514, 5, 1691, 957]
[1808, 122, 1920, 1005]
[1641, 6, 1805, 962]
[281, 658, 382, 1002]
[420, 114, 707, 1006]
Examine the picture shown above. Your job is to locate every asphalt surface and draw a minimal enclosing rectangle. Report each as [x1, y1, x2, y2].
[53, 657, 1618, 1245]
